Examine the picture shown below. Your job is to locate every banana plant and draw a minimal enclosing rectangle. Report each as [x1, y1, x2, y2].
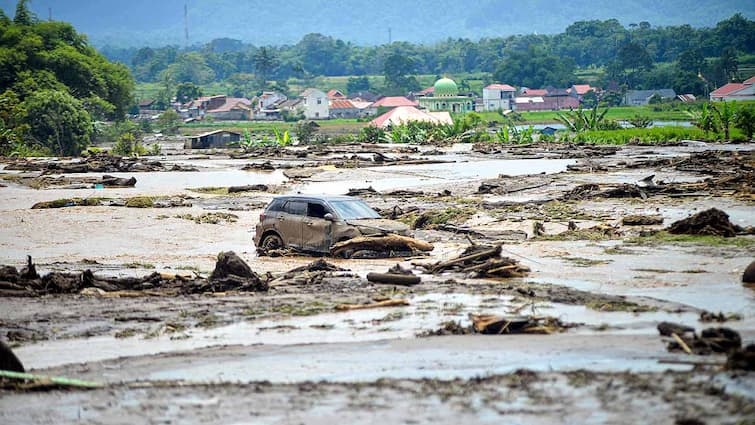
[272, 127, 292, 146]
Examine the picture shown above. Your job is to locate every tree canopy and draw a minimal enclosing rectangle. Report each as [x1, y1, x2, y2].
[0, 1, 134, 155]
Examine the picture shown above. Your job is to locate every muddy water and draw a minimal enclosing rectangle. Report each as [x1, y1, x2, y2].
[17, 292, 701, 372]
[297, 157, 576, 194]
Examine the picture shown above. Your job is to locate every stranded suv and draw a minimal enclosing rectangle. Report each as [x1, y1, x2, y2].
[254, 195, 409, 255]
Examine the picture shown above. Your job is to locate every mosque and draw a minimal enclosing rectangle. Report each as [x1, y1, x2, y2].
[417, 77, 475, 114]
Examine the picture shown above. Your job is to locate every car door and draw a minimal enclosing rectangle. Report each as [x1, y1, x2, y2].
[279, 200, 306, 248]
[301, 201, 333, 252]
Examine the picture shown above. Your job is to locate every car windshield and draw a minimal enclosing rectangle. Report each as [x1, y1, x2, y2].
[329, 200, 380, 220]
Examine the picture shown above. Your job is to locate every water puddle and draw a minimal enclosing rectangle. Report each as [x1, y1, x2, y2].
[18, 292, 701, 371]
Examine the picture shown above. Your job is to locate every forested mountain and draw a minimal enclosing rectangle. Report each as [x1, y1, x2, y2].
[0, 0, 752, 47]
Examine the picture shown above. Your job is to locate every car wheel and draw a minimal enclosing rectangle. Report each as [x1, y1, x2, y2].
[261, 233, 284, 251]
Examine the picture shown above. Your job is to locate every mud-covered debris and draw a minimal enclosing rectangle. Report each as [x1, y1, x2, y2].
[0, 339, 24, 372]
[699, 311, 743, 323]
[378, 205, 420, 220]
[367, 264, 421, 286]
[346, 186, 377, 196]
[471, 314, 570, 334]
[477, 175, 552, 195]
[561, 184, 600, 200]
[335, 299, 409, 311]
[384, 189, 424, 197]
[228, 184, 268, 193]
[742, 260, 755, 284]
[330, 234, 434, 259]
[622, 214, 664, 226]
[726, 344, 755, 371]
[0, 254, 268, 296]
[663, 325, 743, 355]
[98, 175, 137, 187]
[242, 161, 276, 171]
[418, 321, 472, 337]
[203, 251, 267, 292]
[658, 322, 695, 337]
[667, 208, 741, 237]
[285, 259, 349, 274]
[420, 244, 530, 278]
[4, 153, 191, 174]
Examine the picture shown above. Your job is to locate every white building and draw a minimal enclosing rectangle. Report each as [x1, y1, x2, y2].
[482, 84, 516, 111]
[300, 88, 329, 119]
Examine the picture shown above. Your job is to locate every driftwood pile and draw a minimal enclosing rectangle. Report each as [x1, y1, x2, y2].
[419, 244, 530, 278]
[419, 314, 569, 337]
[3, 154, 197, 173]
[266, 259, 353, 286]
[0, 252, 267, 297]
[367, 264, 421, 286]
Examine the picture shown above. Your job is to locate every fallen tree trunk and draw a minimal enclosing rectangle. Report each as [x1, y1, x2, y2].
[366, 272, 421, 286]
[330, 234, 434, 258]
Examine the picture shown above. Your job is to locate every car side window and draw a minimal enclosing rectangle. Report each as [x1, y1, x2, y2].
[267, 199, 284, 212]
[285, 201, 307, 216]
[307, 202, 329, 218]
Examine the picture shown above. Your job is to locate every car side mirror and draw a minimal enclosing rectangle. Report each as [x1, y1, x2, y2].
[324, 213, 334, 221]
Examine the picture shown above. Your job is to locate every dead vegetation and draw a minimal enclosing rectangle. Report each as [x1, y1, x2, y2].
[418, 244, 530, 278]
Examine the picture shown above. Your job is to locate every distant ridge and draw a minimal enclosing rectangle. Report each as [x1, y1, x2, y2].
[0, 0, 753, 47]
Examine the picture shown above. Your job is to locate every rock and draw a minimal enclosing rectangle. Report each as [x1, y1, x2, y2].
[0, 339, 24, 372]
[667, 208, 740, 237]
[743, 260, 755, 284]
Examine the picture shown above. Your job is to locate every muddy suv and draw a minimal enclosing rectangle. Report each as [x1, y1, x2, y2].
[254, 195, 409, 254]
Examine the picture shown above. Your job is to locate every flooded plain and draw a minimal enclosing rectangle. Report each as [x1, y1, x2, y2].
[0, 140, 753, 424]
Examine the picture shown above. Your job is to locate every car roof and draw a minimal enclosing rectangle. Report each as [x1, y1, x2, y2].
[272, 194, 361, 202]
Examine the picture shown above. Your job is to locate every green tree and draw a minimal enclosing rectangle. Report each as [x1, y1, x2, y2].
[346, 76, 370, 93]
[383, 53, 419, 95]
[677, 49, 705, 73]
[24, 90, 92, 155]
[175, 82, 202, 104]
[13, 0, 33, 25]
[493, 46, 576, 88]
[253, 47, 279, 85]
[156, 109, 181, 134]
[717, 47, 739, 83]
[711, 101, 736, 140]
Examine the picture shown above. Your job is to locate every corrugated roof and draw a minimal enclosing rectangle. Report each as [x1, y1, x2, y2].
[327, 89, 346, 99]
[571, 84, 594, 95]
[206, 97, 253, 113]
[520, 89, 548, 97]
[485, 84, 516, 91]
[330, 99, 357, 109]
[711, 83, 747, 96]
[744, 76, 755, 85]
[370, 106, 453, 128]
[371, 96, 419, 108]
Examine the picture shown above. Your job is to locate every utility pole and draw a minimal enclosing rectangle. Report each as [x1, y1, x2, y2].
[184, 4, 189, 48]
[388, 27, 392, 45]
[48, 7, 52, 21]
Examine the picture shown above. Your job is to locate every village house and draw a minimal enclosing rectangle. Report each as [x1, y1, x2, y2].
[513, 87, 578, 111]
[482, 83, 516, 111]
[299, 88, 329, 119]
[137, 99, 161, 118]
[184, 130, 241, 149]
[327, 89, 346, 100]
[623, 89, 677, 106]
[182, 95, 253, 120]
[329, 99, 361, 119]
[568, 84, 597, 103]
[710, 76, 755, 101]
[348, 91, 379, 103]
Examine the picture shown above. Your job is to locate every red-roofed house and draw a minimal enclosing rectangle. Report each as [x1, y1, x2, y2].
[327, 89, 346, 100]
[329, 99, 360, 118]
[483, 83, 516, 111]
[519, 88, 548, 97]
[710, 78, 755, 101]
[370, 96, 419, 108]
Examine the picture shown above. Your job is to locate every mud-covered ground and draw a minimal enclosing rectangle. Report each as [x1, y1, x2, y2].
[0, 139, 753, 424]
